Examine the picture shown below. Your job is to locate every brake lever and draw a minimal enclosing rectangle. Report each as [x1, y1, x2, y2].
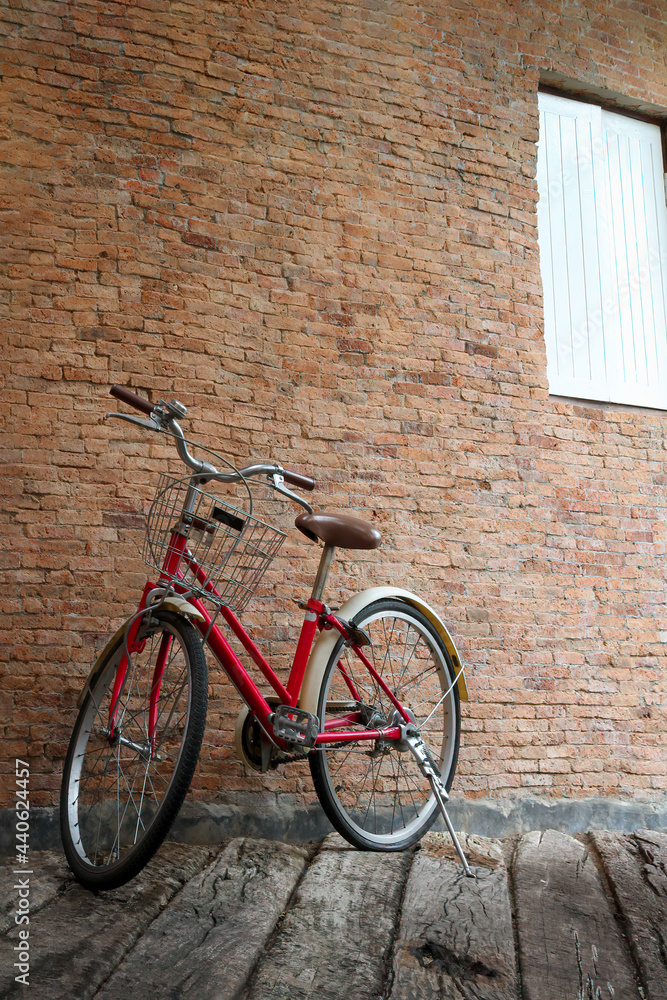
[105, 412, 162, 432]
[269, 472, 315, 514]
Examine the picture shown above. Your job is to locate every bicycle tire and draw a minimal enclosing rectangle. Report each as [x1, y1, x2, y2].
[60, 610, 207, 890]
[309, 598, 461, 851]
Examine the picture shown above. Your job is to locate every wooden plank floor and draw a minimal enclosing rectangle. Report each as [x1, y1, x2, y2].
[513, 829, 640, 1000]
[390, 833, 518, 1000]
[591, 830, 667, 1000]
[1, 828, 663, 999]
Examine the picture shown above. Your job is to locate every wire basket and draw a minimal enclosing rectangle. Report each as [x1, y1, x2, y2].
[143, 473, 286, 613]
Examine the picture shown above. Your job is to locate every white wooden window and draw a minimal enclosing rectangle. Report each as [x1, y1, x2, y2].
[536, 92, 667, 409]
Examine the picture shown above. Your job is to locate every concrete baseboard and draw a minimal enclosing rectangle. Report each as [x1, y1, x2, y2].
[3, 794, 667, 857]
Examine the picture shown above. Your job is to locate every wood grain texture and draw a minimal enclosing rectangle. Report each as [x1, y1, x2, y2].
[592, 829, 667, 1000]
[95, 838, 309, 1000]
[391, 832, 519, 1000]
[0, 842, 210, 1000]
[513, 829, 640, 1000]
[244, 833, 412, 1000]
[0, 850, 70, 935]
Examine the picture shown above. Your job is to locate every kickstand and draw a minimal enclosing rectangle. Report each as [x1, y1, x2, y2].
[403, 728, 476, 878]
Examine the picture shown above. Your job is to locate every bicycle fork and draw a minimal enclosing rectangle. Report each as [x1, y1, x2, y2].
[401, 725, 476, 878]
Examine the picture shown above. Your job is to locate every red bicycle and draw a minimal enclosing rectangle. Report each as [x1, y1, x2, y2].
[60, 386, 472, 890]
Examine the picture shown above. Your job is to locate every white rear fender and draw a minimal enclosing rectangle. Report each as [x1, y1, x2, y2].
[298, 587, 469, 717]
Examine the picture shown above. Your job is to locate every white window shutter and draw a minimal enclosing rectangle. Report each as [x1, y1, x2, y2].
[602, 110, 667, 408]
[537, 92, 667, 409]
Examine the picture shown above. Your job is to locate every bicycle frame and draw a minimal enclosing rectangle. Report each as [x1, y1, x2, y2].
[108, 528, 409, 755]
[62, 383, 475, 889]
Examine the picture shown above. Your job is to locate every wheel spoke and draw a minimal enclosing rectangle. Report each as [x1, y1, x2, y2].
[61, 612, 206, 889]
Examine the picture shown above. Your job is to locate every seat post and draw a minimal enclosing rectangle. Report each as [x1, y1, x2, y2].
[311, 544, 336, 602]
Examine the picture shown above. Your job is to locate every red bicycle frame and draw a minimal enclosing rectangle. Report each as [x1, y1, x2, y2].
[109, 528, 409, 753]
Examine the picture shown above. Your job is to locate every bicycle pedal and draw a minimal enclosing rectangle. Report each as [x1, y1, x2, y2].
[272, 705, 319, 749]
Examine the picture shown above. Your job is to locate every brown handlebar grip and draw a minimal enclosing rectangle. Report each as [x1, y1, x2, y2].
[283, 470, 316, 492]
[110, 384, 155, 416]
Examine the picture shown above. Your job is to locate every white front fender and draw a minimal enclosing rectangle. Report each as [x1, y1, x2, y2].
[76, 598, 205, 708]
[298, 587, 469, 717]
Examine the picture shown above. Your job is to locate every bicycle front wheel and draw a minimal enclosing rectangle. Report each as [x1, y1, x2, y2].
[60, 610, 207, 890]
[309, 599, 461, 851]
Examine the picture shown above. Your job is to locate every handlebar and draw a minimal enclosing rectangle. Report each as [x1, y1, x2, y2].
[282, 470, 315, 492]
[108, 385, 315, 509]
[110, 384, 155, 416]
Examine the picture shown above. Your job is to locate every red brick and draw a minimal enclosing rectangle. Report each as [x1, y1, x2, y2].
[1, 0, 666, 815]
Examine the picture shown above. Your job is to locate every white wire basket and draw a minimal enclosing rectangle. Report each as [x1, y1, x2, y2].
[143, 472, 286, 613]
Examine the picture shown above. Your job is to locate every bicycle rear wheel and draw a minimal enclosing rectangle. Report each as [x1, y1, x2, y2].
[60, 610, 207, 890]
[309, 599, 460, 851]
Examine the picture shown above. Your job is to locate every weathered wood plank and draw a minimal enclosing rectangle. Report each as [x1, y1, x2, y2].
[513, 829, 640, 1000]
[95, 837, 310, 1000]
[0, 841, 210, 1000]
[390, 832, 519, 1000]
[1, 851, 70, 935]
[244, 832, 412, 1000]
[591, 829, 667, 1000]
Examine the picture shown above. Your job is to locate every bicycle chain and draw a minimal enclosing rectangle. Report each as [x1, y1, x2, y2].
[200, 742, 312, 770]
[269, 749, 313, 768]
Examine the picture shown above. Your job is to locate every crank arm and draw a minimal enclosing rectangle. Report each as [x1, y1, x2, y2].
[401, 726, 475, 878]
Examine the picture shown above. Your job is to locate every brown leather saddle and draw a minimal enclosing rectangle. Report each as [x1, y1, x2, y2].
[295, 512, 381, 550]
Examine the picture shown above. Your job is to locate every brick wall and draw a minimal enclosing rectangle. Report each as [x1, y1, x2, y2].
[1, 0, 666, 813]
